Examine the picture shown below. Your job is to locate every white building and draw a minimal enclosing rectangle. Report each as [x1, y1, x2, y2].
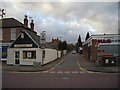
[7, 30, 62, 66]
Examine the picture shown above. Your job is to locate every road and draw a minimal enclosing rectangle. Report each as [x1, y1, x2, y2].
[2, 52, 118, 88]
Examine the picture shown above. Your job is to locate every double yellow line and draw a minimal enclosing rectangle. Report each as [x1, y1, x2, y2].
[75, 54, 88, 73]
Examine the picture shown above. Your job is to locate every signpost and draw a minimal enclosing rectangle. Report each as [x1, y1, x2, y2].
[40, 31, 46, 65]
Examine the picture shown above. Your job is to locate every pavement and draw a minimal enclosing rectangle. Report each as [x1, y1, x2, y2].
[1, 56, 65, 72]
[76, 53, 119, 73]
[1, 53, 119, 73]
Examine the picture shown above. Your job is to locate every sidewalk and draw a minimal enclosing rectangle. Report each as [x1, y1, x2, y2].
[76, 54, 119, 73]
[2, 56, 65, 72]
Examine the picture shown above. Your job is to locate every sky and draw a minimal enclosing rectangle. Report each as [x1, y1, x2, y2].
[0, 0, 119, 43]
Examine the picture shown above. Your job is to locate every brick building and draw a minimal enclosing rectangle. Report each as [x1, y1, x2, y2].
[82, 34, 120, 62]
[0, 15, 36, 61]
[50, 38, 61, 49]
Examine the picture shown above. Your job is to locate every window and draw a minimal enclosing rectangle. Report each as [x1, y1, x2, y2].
[42, 50, 45, 58]
[23, 51, 36, 59]
[11, 28, 16, 40]
[21, 33, 24, 38]
[2, 46, 9, 58]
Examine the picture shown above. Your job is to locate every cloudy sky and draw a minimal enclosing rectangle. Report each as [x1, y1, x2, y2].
[0, 0, 119, 43]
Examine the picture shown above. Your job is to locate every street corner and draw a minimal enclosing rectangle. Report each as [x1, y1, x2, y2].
[85, 66, 119, 73]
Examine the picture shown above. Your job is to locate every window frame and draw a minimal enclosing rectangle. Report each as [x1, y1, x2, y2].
[23, 51, 36, 59]
[11, 28, 16, 40]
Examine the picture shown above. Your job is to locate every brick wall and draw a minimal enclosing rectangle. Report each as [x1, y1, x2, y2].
[83, 44, 89, 59]
[3, 27, 25, 43]
[83, 39, 98, 62]
[3, 28, 11, 42]
[91, 39, 97, 61]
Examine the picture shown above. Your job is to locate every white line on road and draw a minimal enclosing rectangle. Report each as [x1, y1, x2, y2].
[49, 71, 55, 73]
[64, 71, 70, 74]
[57, 71, 63, 73]
[72, 71, 79, 73]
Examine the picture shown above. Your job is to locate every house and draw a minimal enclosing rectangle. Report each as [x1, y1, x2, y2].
[82, 34, 120, 62]
[0, 15, 36, 61]
[7, 28, 60, 66]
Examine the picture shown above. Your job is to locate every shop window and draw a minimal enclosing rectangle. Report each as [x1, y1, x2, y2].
[23, 51, 36, 59]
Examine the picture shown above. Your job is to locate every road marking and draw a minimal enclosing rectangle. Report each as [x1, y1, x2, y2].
[11, 71, 40, 74]
[49, 71, 55, 73]
[57, 71, 63, 73]
[46, 59, 65, 72]
[62, 77, 69, 80]
[72, 71, 79, 73]
[42, 71, 49, 73]
[80, 71, 86, 73]
[75, 55, 88, 73]
[64, 71, 70, 74]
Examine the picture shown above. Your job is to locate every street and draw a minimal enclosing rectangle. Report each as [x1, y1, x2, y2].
[2, 53, 118, 88]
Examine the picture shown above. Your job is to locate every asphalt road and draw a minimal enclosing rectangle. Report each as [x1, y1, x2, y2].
[2, 52, 118, 88]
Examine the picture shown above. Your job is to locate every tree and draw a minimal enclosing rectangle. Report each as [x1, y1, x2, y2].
[58, 41, 67, 50]
[75, 35, 82, 53]
[85, 32, 90, 41]
[78, 35, 82, 47]
[62, 41, 67, 50]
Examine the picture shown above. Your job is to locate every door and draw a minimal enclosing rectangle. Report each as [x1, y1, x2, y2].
[14, 51, 20, 65]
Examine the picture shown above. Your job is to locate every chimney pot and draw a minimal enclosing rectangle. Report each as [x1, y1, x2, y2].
[30, 19, 34, 31]
[24, 15, 28, 27]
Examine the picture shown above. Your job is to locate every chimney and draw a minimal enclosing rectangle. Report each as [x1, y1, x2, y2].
[24, 15, 28, 27]
[30, 20, 34, 31]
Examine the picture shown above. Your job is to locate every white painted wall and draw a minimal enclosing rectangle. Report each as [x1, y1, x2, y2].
[58, 51, 61, 58]
[7, 48, 42, 65]
[63, 50, 67, 55]
[7, 49, 14, 64]
[7, 48, 66, 65]
[43, 49, 57, 64]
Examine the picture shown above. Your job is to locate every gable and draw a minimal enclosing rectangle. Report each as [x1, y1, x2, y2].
[10, 32, 39, 48]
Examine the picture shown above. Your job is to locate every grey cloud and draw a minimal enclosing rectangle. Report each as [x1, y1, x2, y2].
[2, 2, 118, 43]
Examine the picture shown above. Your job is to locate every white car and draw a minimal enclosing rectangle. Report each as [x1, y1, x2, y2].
[72, 51, 76, 54]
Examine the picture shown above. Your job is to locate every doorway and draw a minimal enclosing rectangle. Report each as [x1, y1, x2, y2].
[14, 51, 20, 65]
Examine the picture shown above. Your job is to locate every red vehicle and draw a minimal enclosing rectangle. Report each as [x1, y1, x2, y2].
[96, 43, 120, 66]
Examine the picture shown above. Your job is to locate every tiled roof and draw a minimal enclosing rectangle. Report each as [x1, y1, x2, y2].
[25, 29, 40, 47]
[0, 18, 24, 28]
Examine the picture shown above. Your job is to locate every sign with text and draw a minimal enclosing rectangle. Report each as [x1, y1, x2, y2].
[40, 31, 46, 48]
[14, 44, 32, 48]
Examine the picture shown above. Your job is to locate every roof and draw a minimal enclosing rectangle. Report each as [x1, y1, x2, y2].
[0, 18, 24, 28]
[21, 30, 53, 49]
[24, 29, 40, 46]
[83, 34, 120, 45]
